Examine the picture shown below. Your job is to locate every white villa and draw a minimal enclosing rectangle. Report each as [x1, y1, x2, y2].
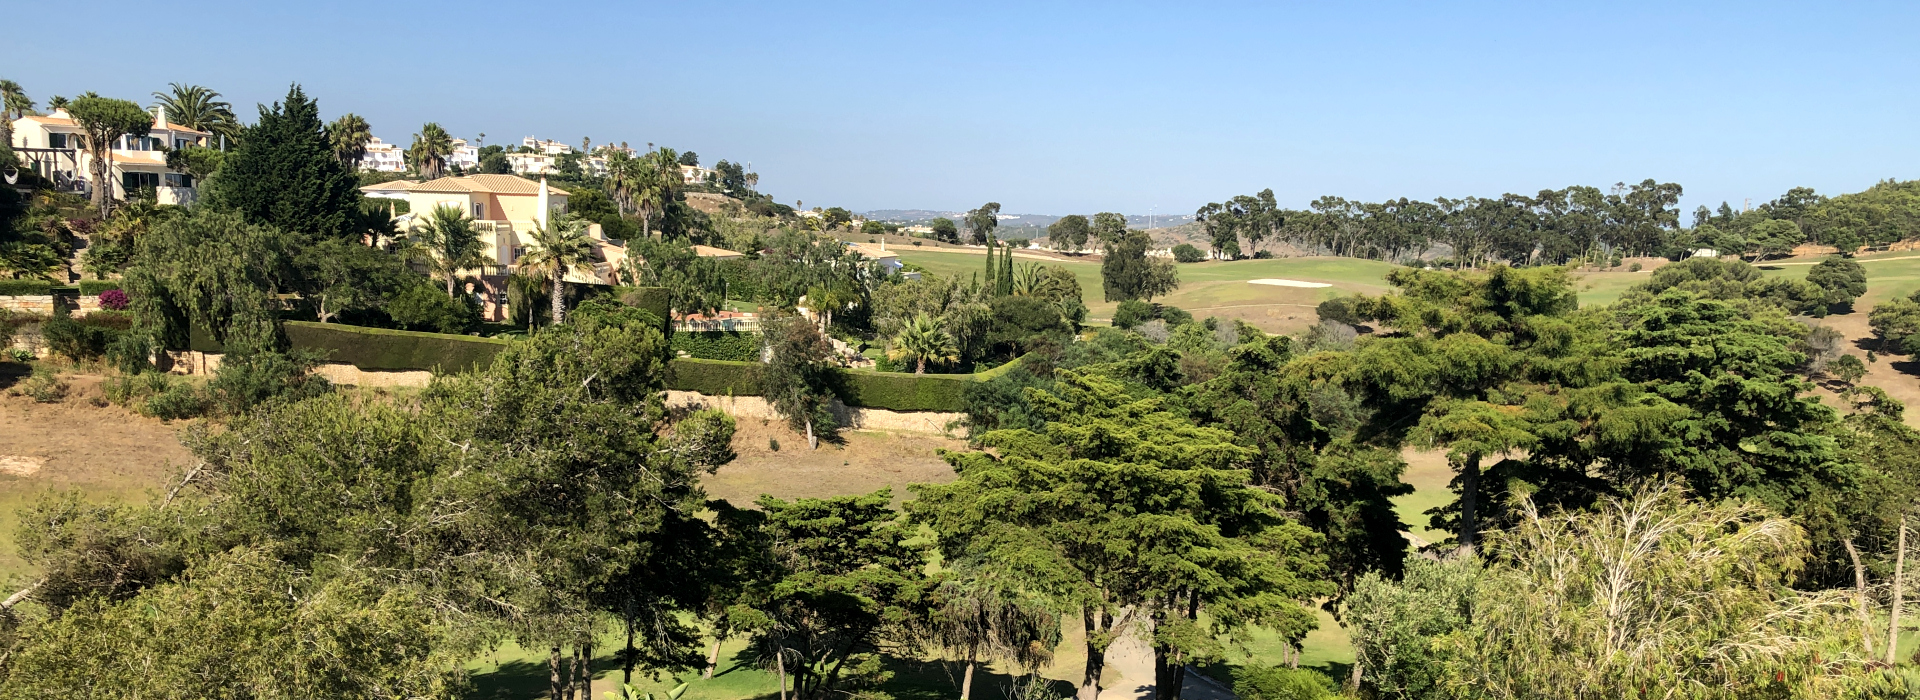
[448, 138, 480, 171]
[359, 137, 407, 172]
[10, 107, 213, 204]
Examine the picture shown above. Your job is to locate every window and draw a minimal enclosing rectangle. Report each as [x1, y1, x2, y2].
[48, 133, 68, 149]
[472, 202, 486, 219]
[121, 171, 160, 192]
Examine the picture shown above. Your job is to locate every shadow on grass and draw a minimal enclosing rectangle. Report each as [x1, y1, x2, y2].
[1191, 659, 1350, 694]
[0, 362, 27, 391]
[881, 657, 1074, 700]
[468, 653, 633, 700]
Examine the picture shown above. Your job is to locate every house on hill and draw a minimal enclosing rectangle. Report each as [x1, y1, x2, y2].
[10, 107, 212, 204]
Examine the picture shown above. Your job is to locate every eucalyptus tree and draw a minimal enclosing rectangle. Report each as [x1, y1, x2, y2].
[965, 201, 1001, 245]
[1048, 214, 1090, 253]
[325, 113, 372, 166]
[151, 83, 239, 141]
[67, 94, 152, 213]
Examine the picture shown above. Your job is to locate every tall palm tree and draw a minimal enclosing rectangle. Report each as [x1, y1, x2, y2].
[633, 147, 682, 239]
[326, 113, 372, 167]
[150, 83, 238, 141]
[401, 205, 490, 298]
[0, 80, 32, 149]
[409, 122, 453, 179]
[518, 214, 596, 324]
[888, 314, 958, 375]
[603, 150, 640, 215]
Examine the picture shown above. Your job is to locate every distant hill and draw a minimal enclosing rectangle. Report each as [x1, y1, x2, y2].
[863, 210, 1196, 233]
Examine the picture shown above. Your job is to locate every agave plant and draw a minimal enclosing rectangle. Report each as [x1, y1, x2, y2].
[604, 681, 689, 700]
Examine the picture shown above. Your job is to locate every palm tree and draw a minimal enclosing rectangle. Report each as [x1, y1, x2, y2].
[326, 114, 372, 167]
[604, 150, 640, 215]
[518, 214, 596, 324]
[888, 314, 958, 375]
[401, 205, 490, 298]
[409, 122, 453, 179]
[150, 83, 238, 141]
[634, 147, 683, 239]
[0, 80, 32, 149]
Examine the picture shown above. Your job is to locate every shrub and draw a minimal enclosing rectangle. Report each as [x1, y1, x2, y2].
[79, 280, 123, 296]
[1628, 262, 1643, 272]
[1112, 300, 1155, 329]
[7, 349, 32, 363]
[1315, 296, 1364, 326]
[0, 279, 54, 296]
[1156, 304, 1193, 327]
[145, 383, 209, 420]
[1171, 243, 1206, 263]
[207, 348, 332, 414]
[671, 331, 761, 361]
[1232, 666, 1336, 700]
[97, 288, 129, 310]
[42, 315, 120, 360]
[19, 368, 68, 403]
[386, 283, 478, 334]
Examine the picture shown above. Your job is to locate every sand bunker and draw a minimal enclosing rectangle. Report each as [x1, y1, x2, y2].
[0, 455, 44, 476]
[1248, 279, 1332, 288]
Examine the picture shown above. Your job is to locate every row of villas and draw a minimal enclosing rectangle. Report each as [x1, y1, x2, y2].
[8, 108, 214, 204]
[358, 134, 716, 183]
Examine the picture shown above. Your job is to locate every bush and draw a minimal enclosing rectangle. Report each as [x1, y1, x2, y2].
[41, 315, 122, 361]
[1315, 296, 1364, 326]
[207, 348, 332, 414]
[672, 331, 761, 361]
[145, 383, 210, 420]
[7, 349, 32, 363]
[0, 279, 54, 296]
[18, 368, 69, 403]
[97, 288, 129, 310]
[667, 358, 764, 397]
[1112, 300, 1154, 329]
[386, 283, 478, 334]
[1232, 666, 1336, 700]
[1171, 243, 1206, 263]
[1156, 304, 1193, 327]
[79, 280, 123, 296]
[1628, 262, 1643, 272]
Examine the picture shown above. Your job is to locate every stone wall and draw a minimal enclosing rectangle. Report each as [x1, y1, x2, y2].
[166, 350, 433, 388]
[665, 390, 965, 436]
[0, 294, 106, 317]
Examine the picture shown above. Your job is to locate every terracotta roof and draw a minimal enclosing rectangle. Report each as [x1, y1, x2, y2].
[158, 122, 211, 136]
[409, 174, 570, 196]
[18, 115, 77, 128]
[692, 245, 744, 259]
[359, 180, 418, 193]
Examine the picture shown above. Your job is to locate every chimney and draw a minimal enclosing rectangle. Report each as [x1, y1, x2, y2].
[152, 106, 164, 128]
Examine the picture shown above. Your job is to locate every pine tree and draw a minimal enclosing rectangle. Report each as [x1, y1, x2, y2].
[204, 84, 364, 242]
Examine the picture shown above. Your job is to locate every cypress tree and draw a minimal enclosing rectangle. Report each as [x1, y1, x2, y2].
[204, 84, 364, 242]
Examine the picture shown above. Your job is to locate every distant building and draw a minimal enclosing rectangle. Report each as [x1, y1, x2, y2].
[845, 242, 902, 274]
[680, 164, 716, 184]
[507, 151, 557, 175]
[10, 107, 212, 204]
[448, 138, 479, 171]
[522, 137, 573, 155]
[358, 137, 407, 172]
[359, 180, 417, 200]
[692, 244, 745, 260]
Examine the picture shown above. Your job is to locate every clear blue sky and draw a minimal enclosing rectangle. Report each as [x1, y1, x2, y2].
[12, 1, 1918, 217]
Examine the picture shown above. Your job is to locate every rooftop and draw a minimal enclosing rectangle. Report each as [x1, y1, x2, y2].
[408, 174, 570, 196]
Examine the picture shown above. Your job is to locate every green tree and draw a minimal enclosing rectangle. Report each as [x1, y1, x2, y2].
[822, 207, 853, 230]
[67, 94, 153, 214]
[0, 80, 32, 152]
[911, 370, 1330, 700]
[1807, 255, 1868, 310]
[762, 316, 840, 448]
[1438, 485, 1864, 700]
[1090, 212, 1128, 252]
[916, 568, 1060, 700]
[1049, 214, 1090, 253]
[1101, 229, 1178, 302]
[518, 214, 596, 324]
[1346, 557, 1479, 700]
[1870, 292, 1920, 354]
[150, 83, 239, 141]
[930, 217, 959, 243]
[296, 236, 406, 323]
[408, 122, 453, 179]
[402, 204, 490, 298]
[123, 207, 291, 350]
[203, 84, 364, 241]
[889, 314, 958, 374]
[325, 113, 372, 166]
[733, 490, 929, 700]
[965, 202, 1002, 245]
[1746, 218, 1803, 260]
[1171, 243, 1206, 262]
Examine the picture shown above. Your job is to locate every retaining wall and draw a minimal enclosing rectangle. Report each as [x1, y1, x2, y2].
[664, 390, 965, 436]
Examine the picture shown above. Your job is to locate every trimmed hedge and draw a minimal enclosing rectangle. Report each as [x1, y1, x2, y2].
[615, 287, 671, 324]
[78, 280, 122, 295]
[665, 354, 1028, 413]
[0, 279, 54, 296]
[672, 330, 761, 361]
[284, 321, 508, 373]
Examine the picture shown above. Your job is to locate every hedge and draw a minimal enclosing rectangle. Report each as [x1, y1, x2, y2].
[284, 322, 508, 373]
[79, 280, 122, 295]
[0, 279, 53, 296]
[665, 354, 1029, 413]
[672, 330, 761, 361]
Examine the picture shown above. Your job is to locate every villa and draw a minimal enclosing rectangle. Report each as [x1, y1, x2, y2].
[358, 137, 408, 172]
[10, 107, 213, 204]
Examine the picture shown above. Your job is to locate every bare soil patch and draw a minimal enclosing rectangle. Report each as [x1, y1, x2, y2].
[701, 418, 965, 508]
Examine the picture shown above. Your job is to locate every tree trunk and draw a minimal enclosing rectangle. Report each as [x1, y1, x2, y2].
[448, 272, 458, 299]
[806, 419, 817, 450]
[624, 605, 637, 685]
[1078, 608, 1107, 700]
[916, 357, 926, 375]
[1889, 516, 1907, 666]
[777, 646, 789, 700]
[550, 646, 566, 700]
[90, 148, 112, 214]
[574, 643, 590, 700]
[1458, 453, 1482, 554]
[1846, 537, 1877, 655]
[1349, 660, 1362, 693]
[551, 271, 567, 324]
[704, 638, 721, 680]
[960, 644, 976, 700]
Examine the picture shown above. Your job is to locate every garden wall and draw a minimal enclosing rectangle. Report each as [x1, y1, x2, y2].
[663, 390, 964, 435]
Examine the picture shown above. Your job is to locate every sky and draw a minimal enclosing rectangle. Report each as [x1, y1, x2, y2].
[11, 1, 1919, 217]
